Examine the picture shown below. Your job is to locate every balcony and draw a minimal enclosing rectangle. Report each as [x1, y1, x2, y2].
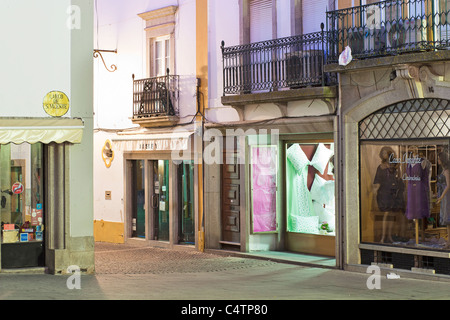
[326, 0, 450, 64]
[220, 28, 337, 105]
[132, 70, 179, 128]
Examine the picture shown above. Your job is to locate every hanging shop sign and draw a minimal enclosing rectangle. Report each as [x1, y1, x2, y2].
[43, 91, 70, 117]
[12, 182, 24, 195]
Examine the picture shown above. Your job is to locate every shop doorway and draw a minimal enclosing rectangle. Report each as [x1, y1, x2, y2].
[177, 161, 195, 244]
[127, 158, 196, 245]
[131, 160, 145, 238]
[151, 160, 169, 241]
[129, 159, 170, 241]
[285, 140, 336, 257]
[221, 148, 241, 249]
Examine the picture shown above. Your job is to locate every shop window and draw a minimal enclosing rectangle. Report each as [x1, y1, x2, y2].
[250, 145, 278, 233]
[359, 98, 450, 250]
[285, 142, 335, 235]
[1, 143, 44, 244]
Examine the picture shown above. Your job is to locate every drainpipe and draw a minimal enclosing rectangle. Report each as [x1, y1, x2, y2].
[196, 0, 208, 253]
[196, 78, 205, 253]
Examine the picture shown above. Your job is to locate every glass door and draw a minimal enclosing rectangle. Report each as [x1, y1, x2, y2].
[178, 161, 195, 244]
[152, 160, 169, 241]
[131, 160, 145, 238]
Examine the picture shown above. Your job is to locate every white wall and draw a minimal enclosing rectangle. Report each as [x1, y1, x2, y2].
[206, 0, 241, 122]
[0, 0, 71, 118]
[94, 0, 197, 130]
[94, 131, 124, 224]
[0, 0, 94, 239]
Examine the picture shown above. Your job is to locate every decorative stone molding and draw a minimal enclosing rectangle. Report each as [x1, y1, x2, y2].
[394, 63, 450, 99]
[395, 64, 420, 81]
[138, 6, 177, 38]
[394, 64, 422, 99]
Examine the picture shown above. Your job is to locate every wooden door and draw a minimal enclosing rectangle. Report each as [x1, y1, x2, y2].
[221, 150, 241, 246]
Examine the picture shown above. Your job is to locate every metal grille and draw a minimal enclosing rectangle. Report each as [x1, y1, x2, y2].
[359, 98, 450, 140]
[221, 27, 337, 95]
[133, 71, 179, 118]
[326, 0, 450, 63]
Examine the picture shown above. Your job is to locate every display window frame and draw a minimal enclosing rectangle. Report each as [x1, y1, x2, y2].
[284, 140, 336, 236]
[358, 98, 450, 252]
[359, 140, 450, 250]
[0, 142, 45, 269]
[280, 134, 336, 257]
[249, 145, 279, 234]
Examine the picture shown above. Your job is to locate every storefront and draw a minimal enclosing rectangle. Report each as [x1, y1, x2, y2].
[112, 128, 198, 247]
[204, 116, 340, 264]
[0, 118, 86, 271]
[247, 132, 336, 257]
[357, 98, 450, 273]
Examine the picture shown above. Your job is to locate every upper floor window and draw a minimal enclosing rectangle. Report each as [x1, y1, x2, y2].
[138, 6, 177, 78]
[154, 36, 170, 77]
[249, 0, 274, 42]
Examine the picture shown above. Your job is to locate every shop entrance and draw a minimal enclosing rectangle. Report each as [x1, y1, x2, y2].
[177, 161, 195, 244]
[127, 158, 196, 245]
[151, 160, 169, 241]
[285, 140, 336, 257]
[131, 160, 145, 238]
[129, 159, 170, 241]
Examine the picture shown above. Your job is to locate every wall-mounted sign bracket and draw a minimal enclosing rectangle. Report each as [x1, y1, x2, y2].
[94, 49, 117, 72]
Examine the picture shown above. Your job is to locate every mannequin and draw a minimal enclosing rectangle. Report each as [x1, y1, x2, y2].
[436, 151, 450, 249]
[373, 146, 405, 243]
[404, 146, 431, 244]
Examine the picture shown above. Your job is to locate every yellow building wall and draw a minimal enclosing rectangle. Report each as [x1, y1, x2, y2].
[94, 220, 125, 244]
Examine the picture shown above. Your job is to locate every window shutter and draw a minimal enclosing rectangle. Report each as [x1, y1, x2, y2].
[250, 0, 273, 42]
[302, 0, 327, 34]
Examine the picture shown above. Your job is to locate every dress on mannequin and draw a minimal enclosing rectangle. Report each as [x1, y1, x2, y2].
[405, 159, 430, 220]
[373, 165, 404, 212]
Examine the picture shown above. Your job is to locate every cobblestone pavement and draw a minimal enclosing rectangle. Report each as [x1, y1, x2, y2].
[94, 242, 278, 274]
[0, 242, 449, 303]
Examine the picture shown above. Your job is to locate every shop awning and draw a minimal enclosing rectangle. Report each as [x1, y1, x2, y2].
[112, 130, 194, 151]
[0, 118, 84, 144]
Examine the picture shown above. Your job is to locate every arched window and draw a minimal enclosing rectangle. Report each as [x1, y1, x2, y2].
[358, 98, 450, 250]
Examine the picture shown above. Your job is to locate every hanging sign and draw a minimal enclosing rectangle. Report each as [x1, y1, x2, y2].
[12, 182, 24, 195]
[43, 91, 70, 117]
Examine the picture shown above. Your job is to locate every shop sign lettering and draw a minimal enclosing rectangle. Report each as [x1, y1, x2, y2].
[389, 152, 422, 181]
[389, 152, 422, 165]
[402, 174, 421, 181]
[43, 91, 70, 117]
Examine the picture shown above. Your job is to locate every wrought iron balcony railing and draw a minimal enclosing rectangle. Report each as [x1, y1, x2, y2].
[133, 70, 179, 119]
[327, 0, 450, 63]
[221, 26, 337, 96]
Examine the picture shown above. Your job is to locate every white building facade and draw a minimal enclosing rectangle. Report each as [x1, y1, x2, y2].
[93, 0, 203, 249]
[0, 0, 95, 273]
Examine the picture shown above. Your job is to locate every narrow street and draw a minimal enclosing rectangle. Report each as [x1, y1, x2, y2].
[0, 242, 448, 304]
